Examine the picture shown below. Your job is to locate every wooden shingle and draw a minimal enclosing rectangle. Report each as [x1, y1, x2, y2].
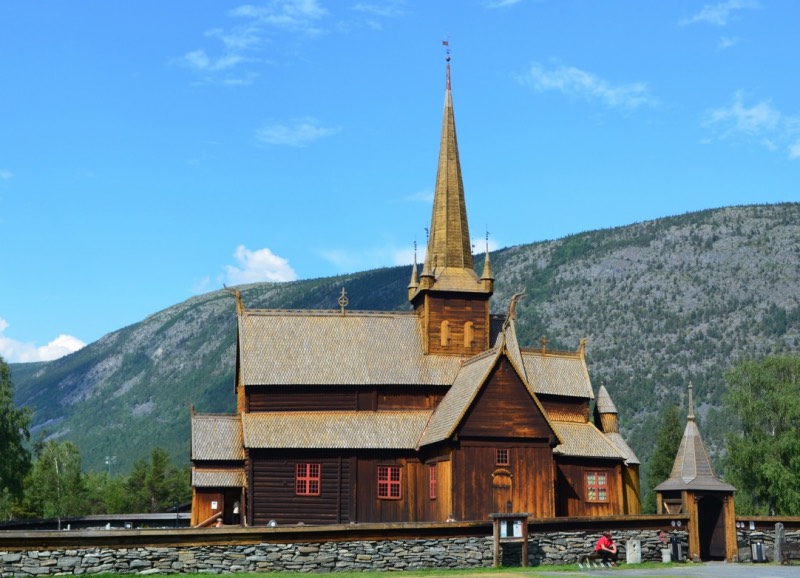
[242, 410, 432, 449]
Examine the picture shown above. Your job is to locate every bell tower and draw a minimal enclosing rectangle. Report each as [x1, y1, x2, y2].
[409, 48, 494, 356]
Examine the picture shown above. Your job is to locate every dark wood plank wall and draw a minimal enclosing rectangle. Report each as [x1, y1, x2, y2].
[248, 388, 357, 412]
[555, 458, 623, 517]
[450, 443, 555, 521]
[425, 294, 490, 356]
[249, 451, 351, 526]
[193, 460, 243, 470]
[246, 386, 446, 412]
[423, 458, 452, 522]
[355, 455, 422, 523]
[622, 464, 641, 515]
[378, 391, 444, 410]
[458, 358, 555, 439]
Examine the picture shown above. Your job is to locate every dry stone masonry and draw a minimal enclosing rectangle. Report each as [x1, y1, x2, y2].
[1, 530, 688, 575]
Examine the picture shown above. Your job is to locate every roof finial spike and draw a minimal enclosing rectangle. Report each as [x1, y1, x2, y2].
[688, 382, 696, 422]
[442, 38, 451, 91]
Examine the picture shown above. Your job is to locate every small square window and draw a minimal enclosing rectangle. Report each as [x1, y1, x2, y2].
[296, 463, 321, 496]
[378, 466, 402, 500]
[585, 470, 608, 502]
[496, 449, 510, 466]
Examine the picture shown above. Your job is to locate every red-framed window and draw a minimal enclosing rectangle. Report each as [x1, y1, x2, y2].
[296, 463, 321, 496]
[585, 470, 608, 502]
[428, 463, 437, 500]
[496, 448, 510, 466]
[377, 465, 402, 499]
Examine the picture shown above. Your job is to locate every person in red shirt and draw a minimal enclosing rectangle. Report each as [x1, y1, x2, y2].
[595, 531, 618, 565]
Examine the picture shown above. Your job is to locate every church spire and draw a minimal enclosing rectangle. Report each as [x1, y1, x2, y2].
[409, 46, 493, 356]
[415, 44, 490, 296]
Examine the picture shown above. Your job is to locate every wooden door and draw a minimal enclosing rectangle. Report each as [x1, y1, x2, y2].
[492, 469, 513, 514]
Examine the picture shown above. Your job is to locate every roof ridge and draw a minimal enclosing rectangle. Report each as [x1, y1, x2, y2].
[243, 308, 416, 317]
[460, 345, 501, 366]
[520, 347, 582, 358]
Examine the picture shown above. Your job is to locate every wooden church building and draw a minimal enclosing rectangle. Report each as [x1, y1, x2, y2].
[190, 57, 641, 527]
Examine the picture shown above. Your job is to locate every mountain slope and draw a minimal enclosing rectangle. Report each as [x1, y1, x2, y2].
[11, 203, 800, 476]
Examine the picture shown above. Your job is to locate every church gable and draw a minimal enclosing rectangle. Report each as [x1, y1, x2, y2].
[458, 356, 556, 440]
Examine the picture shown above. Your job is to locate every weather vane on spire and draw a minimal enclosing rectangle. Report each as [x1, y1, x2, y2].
[443, 37, 451, 90]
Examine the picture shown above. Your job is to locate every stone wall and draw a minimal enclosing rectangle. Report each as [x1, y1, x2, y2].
[1, 530, 684, 575]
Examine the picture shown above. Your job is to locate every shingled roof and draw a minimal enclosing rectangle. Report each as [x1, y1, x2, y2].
[242, 411, 433, 449]
[655, 384, 735, 492]
[192, 468, 245, 488]
[191, 414, 244, 461]
[552, 420, 628, 460]
[239, 310, 462, 386]
[521, 349, 594, 399]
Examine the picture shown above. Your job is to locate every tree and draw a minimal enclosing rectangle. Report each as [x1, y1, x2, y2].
[642, 404, 684, 513]
[0, 356, 31, 519]
[125, 448, 190, 513]
[24, 440, 84, 528]
[723, 355, 800, 515]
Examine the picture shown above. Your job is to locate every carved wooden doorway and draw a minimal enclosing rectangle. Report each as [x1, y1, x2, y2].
[492, 469, 513, 514]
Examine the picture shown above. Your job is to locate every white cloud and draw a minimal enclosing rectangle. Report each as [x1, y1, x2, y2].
[517, 61, 655, 110]
[230, 0, 327, 34]
[703, 91, 780, 137]
[703, 91, 800, 160]
[679, 0, 759, 27]
[256, 118, 341, 147]
[351, 2, 406, 18]
[176, 49, 246, 73]
[485, 0, 523, 8]
[400, 188, 433, 203]
[717, 36, 739, 50]
[224, 245, 298, 284]
[206, 26, 263, 51]
[0, 170, 12, 181]
[0, 317, 86, 363]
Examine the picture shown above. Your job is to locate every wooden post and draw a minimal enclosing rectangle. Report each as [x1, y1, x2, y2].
[685, 491, 700, 561]
[492, 517, 500, 567]
[489, 513, 529, 568]
[723, 495, 737, 562]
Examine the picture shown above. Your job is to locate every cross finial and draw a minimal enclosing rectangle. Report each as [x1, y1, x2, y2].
[688, 382, 695, 421]
[338, 287, 349, 315]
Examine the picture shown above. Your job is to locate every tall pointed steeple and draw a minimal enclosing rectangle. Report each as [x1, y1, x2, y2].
[414, 48, 492, 297]
[410, 46, 493, 356]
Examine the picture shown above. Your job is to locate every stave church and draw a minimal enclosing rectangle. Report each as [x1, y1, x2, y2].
[189, 55, 641, 527]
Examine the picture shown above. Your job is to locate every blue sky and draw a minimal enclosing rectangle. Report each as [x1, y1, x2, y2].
[1, 0, 798, 363]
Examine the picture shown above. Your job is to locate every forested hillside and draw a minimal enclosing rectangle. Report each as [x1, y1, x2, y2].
[11, 203, 800, 483]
